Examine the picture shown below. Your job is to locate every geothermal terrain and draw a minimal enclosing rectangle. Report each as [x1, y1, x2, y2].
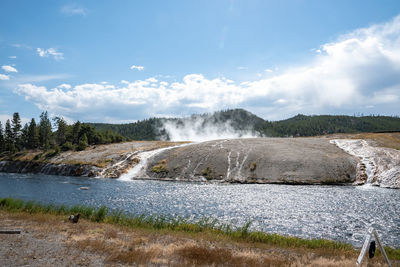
[145, 138, 357, 184]
[0, 132, 399, 188]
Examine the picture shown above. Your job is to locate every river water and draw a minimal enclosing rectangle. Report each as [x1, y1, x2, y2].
[0, 172, 399, 248]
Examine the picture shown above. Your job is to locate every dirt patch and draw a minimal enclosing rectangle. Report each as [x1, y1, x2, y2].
[0, 210, 396, 266]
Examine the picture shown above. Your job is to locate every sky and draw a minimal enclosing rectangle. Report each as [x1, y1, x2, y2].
[1, 0, 400, 124]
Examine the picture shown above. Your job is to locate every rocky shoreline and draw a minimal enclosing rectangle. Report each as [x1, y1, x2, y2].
[0, 160, 101, 177]
[0, 135, 399, 188]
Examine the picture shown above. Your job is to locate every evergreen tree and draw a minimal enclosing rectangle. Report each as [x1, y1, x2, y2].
[72, 121, 81, 145]
[20, 123, 29, 149]
[53, 117, 68, 145]
[0, 121, 4, 152]
[11, 112, 22, 150]
[38, 111, 53, 150]
[5, 120, 15, 153]
[27, 118, 39, 149]
[77, 133, 88, 151]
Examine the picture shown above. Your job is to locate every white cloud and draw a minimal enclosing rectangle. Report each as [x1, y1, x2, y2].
[11, 44, 32, 50]
[237, 66, 248, 70]
[14, 15, 400, 121]
[0, 114, 31, 126]
[9, 56, 17, 59]
[130, 65, 144, 71]
[61, 4, 87, 16]
[57, 83, 71, 90]
[37, 48, 64, 60]
[2, 65, 18, 73]
[11, 74, 70, 84]
[146, 77, 158, 83]
[0, 74, 10, 80]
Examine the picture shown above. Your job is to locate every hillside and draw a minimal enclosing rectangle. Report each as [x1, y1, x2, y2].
[260, 114, 400, 137]
[89, 109, 400, 140]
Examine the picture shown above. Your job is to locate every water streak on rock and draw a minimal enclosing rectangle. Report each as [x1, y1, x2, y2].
[330, 139, 400, 188]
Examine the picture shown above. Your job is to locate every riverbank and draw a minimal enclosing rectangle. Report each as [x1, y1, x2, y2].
[0, 133, 399, 187]
[0, 141, 186, 178]
[1, 198, 398, 266]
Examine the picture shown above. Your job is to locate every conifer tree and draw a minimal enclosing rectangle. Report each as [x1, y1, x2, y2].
[20, 123, 29, 149]
[0, 121, 4, 152]
[11, 112, 22, 150]
[77, 133, 88, 151]
[54, 117, 67, 145]
[72, 121, 81, 145]
[27, 118, 39, 149]
[38, 111, 53, 150]
[5, 119, 15, 153]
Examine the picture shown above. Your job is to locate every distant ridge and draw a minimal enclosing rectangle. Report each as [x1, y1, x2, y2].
[88, 109, 400, 140]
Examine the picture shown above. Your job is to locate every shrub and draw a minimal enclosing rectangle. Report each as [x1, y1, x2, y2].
[202, 167, 213, 180]
[250, 162, 257, 172]
[77, 141, 87, 151]
[151, 159, 169, 173]
[61, 141, 74, 151]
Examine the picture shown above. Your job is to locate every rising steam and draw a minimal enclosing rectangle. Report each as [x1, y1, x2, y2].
[159, 116, 260, 142]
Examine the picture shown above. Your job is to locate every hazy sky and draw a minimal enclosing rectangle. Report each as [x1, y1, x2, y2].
[1, 0, 400, 124]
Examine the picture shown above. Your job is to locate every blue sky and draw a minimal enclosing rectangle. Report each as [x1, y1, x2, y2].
[1, 0, 400, 124]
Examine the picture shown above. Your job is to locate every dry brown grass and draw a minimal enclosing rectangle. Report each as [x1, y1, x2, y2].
[1, 210, 398, 267]
[175, 244, 288, 266]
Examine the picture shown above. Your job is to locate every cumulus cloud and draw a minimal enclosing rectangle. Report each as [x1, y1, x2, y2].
[37, 48, 64, 60]
[14, 15, 400, 121]
[61, 4, 88, 16]
[130, 65, 144, 71]
[2, 65, 18, 73]
[57, 83, 71, 90]
[0, 74, 10, 80]
[0, 114, 30, 126]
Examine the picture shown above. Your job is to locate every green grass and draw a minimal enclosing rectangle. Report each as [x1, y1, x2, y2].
[1, 197, 399, 260]
[151, 159, 169, 173]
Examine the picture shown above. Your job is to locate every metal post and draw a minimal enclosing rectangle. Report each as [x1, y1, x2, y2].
[373, 229, 392, 267]
[357, 228, 373, 266]
[356, 227, 392, 267]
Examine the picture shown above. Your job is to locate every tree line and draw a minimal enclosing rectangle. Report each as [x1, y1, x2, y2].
[258, 114, 400, 137]
[0, 111, 124, 155]
[89, 109, 400, 140]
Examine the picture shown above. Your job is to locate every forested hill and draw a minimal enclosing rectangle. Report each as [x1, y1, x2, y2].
[260, 114, 400, 137]
[89, 109, 400, 140]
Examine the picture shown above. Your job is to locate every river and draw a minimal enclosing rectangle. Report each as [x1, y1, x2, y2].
[0, 172, 399, 248]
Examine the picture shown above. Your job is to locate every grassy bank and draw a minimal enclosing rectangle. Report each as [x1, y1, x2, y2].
[0, 197, 399, 261]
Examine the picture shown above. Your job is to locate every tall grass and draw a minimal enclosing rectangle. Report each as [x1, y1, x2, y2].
[1, 197, 399, 260]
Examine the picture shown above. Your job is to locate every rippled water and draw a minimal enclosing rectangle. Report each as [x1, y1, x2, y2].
[0, 172, 399, 247]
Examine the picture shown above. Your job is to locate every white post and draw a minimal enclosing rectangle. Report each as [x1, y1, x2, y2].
[356, 227, 392, 267]
[372, 229, 392, 267]
[356, 227, 373, 266]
